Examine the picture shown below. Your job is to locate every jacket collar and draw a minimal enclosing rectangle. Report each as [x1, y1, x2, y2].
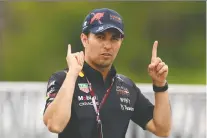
[82, 61, 117, 85]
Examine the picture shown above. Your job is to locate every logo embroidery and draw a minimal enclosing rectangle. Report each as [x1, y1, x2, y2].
[79, 71, 84, 77]
[82, 21, 88, 30]
[120, 104, 134, 111]
[110, 14, 122, 23]
[83, 21, 87, 26]
[96, 26, 104, 32]
[116, 86, 130, 96]
[46, 87, 57, 100]
[90, 12, 105, 24]
[120, 97, 131, 104]
[78, 83, 90, 93]
[47, 80, 55, 89]
[78, 95, 99, 106]
[78, 95, 98, 101]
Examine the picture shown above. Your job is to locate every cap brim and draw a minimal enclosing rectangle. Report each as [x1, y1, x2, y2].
[90, 24, 124, 35]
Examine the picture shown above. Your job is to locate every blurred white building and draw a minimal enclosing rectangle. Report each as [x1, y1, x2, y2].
[0, 82, 206, 138]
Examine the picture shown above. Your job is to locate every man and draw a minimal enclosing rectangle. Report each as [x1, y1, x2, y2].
[43, 8, 171, 138]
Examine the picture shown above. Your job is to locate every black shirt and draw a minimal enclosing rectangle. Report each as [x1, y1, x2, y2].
[44, 62, 154, 138]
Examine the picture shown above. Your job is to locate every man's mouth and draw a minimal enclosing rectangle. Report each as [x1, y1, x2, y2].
[101, 53, 112, 57]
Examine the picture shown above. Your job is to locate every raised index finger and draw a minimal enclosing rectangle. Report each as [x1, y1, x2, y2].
[67, 44, 71, 56]
[151, 41, 158, 61]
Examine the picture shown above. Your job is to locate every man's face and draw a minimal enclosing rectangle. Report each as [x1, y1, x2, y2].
[82, 29, 123, 68]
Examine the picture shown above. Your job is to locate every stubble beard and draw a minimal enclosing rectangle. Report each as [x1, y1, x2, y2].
[92, 59, 113, 71]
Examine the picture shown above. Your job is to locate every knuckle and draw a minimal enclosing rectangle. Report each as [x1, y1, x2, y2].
[157, 57, 161, 61]
[158, 62, 163, 66]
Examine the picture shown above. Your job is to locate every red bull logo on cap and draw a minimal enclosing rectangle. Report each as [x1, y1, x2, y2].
[90, 12, 105, 24]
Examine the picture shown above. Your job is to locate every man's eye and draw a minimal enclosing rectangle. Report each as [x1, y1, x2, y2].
[97, 35, 104, 39]
[112, 37, 119, 41]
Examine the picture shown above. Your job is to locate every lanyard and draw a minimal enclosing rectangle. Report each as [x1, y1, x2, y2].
[85, 76, 115, 138]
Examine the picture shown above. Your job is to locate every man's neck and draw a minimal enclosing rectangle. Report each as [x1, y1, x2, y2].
[85, 60, 111, 81]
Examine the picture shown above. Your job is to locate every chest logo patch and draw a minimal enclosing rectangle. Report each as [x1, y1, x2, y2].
[78, 83, 90, 93]
[116, 86, 130, 96]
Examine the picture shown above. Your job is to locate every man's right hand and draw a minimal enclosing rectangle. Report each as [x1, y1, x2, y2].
[66, 44, 84, 76]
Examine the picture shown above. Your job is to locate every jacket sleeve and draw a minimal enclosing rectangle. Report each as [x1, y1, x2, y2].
[131, 84, 154, 130]
[43, 70, 67, 114]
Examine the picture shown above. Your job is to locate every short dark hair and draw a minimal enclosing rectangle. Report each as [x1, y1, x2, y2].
[83, 31, 90, 37]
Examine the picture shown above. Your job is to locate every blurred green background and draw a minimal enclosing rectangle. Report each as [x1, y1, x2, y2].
[1, 2, 206, 84]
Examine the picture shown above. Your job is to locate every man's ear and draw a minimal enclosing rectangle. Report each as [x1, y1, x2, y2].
[80, 33, 89, 48]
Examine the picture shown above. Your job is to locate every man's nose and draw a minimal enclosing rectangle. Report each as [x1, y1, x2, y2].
[103, 40, 112, 49]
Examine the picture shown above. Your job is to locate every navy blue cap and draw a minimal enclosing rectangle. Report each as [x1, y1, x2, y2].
[82, 8, 124, 36]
